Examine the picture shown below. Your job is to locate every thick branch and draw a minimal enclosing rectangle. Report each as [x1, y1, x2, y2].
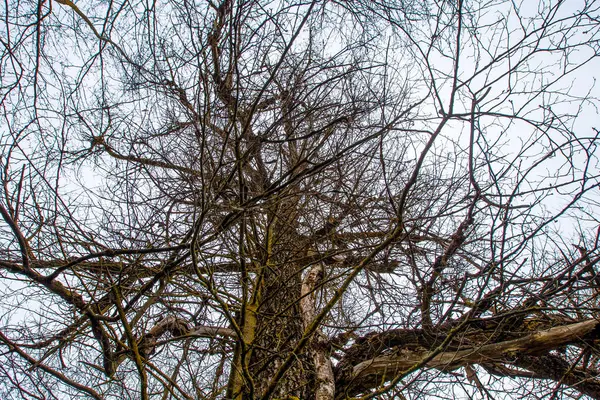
[138, 316, 234, 358]
[341, 319, 600, 397]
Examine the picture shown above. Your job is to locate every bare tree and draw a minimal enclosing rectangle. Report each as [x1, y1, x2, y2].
[1, 0, 600, 398]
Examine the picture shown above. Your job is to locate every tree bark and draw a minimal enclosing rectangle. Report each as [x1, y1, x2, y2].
[301, 264, 335, 400]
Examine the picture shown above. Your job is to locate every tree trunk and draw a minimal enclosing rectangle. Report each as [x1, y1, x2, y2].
[227, 195, 320, 398]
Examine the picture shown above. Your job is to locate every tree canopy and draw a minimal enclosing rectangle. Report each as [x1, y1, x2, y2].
[2, 0, 600, 398]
